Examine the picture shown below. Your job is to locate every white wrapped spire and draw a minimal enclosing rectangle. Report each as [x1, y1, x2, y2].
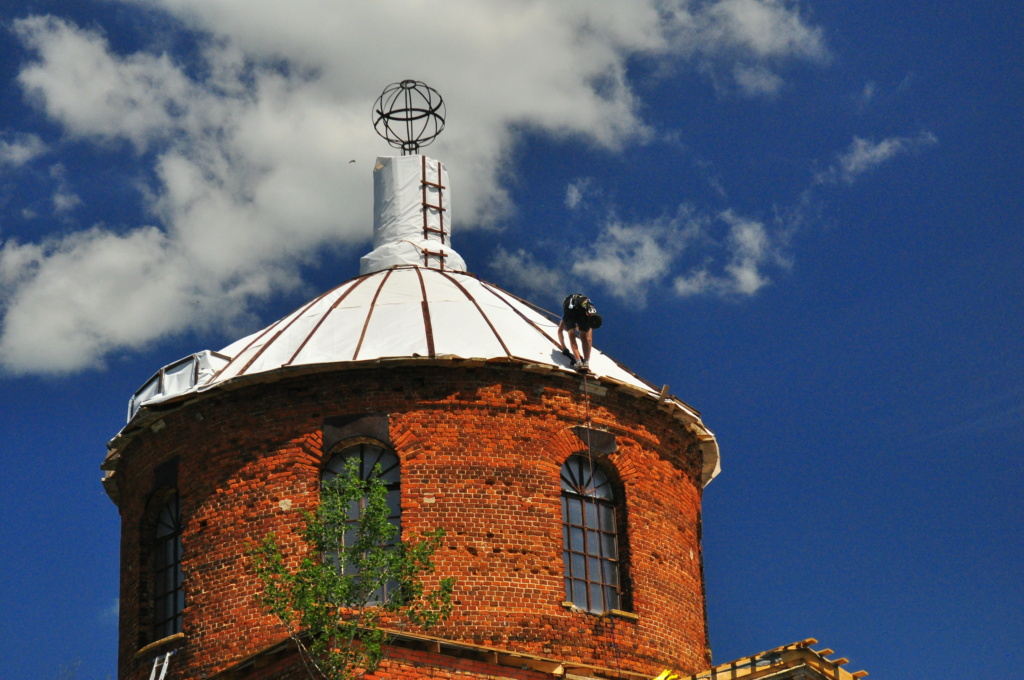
[360, 155, 466, 274]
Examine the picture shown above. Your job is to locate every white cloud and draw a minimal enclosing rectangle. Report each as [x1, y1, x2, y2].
[565, 178, 593, 210]
[0, 225, 298, 374]
[16, 16, 196, 153]
[815, 131, 937, 185]
[572, 215, 698, 304]
[671, 0, 829, 93]
[673, 210, 781, 297]
[0, 132, 46, 168]
[0, 1, 828, 373]
[733, 63, 784, 96]
[99, 597, 119, 623]
[495, 204, 786, 304]
[697, 0, 828, 61]
[490, 247, 568, 304]
[48, 164, 81, 214]
[855, 80, 877, 111]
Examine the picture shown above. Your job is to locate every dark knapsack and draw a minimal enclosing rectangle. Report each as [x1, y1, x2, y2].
[563, 294, 589, 315]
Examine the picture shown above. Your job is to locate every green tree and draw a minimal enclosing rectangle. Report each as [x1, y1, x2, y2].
[250, 458, 454, 680]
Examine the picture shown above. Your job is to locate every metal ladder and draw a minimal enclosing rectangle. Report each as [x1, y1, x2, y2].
[420, 155, 449, 269]
[149, 651, 173, 680]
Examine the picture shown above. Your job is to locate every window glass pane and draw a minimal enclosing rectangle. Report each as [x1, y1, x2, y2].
[561, 497, 568, 522]
[592, 468, 612, 499]
[563, 550, 571, 571]
[603, 560, 619, 587]
[590, 582, 604, 611]
[571, 527, 585, 552]
[599, 504, 615, 532]
[379, 463, 400, 484]
[568, 498, 583, 525]
[343, 527, 357, 548]
[387, 489, 401, 519]
[572, 553, 586, 578]
[588, 556, 601, 582]
[161, 565, 174, 593]
[605, 587, 620, 611]
[585, 501, 598, 528]
[587, 530, 599, 554]
[565, 579, 572, 601]
[573, 579, 587, 604]
[602, 533, 617, 560]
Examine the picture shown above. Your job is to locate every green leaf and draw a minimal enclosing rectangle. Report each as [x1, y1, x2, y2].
[248, 455, 455, 680]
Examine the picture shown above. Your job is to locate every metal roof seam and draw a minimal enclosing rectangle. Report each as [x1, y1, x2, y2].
[479, 281, 561, 348]
[414, 267, 436, 358]
[285, 275, 371, 366]
[207, 280, 343, 384]
[436, 269, 511, 357]
[235, 283, 336, 376]
[352, 268, 394, 361]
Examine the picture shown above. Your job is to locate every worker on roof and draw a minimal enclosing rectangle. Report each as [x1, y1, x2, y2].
[558, 294, 602, 373]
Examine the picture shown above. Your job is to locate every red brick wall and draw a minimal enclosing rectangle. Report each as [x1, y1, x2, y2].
[234, 644, 557, 680]
[113, 365, 709, 680]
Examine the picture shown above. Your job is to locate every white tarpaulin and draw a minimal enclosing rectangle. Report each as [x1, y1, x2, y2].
[360, 155, 466, 274]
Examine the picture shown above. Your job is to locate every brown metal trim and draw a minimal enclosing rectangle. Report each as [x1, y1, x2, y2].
[435, 160, 446, 243]
[420, 156, 447, 244]
[421, 155, 428, 240]
[478, 282, 561, 347]
[436, 271, 511, 356]
[414, 267, 436, 358]
[205, 286, 336, 384]
[235, 287, 343, 376]
[285, 275, 373, 366]
[351, 269, 393, 361]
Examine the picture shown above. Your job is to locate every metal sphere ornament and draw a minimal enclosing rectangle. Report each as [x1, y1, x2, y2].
[372, 80, 446, 155]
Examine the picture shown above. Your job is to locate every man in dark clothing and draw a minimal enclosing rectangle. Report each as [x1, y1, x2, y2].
[558, 294, 602, 372]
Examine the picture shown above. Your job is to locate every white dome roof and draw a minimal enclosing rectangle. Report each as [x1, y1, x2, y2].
[131, 266, 668, 403]
[216, 266, 632, 385]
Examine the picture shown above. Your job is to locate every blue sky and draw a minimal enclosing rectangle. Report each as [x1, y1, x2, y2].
[1, 1, 1021, 679]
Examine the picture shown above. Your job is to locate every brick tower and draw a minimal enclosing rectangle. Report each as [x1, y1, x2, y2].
[103, 150, 721, 680]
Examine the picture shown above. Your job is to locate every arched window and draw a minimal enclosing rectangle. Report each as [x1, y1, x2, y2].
[152, 493, 183, 639]
[561, 455, 622, 613]
[322, 442, 401, 602]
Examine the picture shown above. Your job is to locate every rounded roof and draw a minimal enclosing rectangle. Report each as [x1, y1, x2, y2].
[119, 265, 718, 483]
[211, 265, 652, 390]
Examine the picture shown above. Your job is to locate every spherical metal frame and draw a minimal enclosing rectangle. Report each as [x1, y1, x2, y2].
[373, 80, 446, 155]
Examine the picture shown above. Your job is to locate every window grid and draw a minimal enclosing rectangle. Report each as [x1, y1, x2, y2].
[561, 455, 621, 613]
[323, 443, 401, 603]
[153, 494, 183, 639]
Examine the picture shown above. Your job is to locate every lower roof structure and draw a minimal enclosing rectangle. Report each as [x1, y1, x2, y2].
[203, 633, 867, 680]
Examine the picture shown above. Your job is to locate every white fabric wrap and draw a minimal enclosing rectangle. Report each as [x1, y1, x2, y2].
[360, 155, 466, 274]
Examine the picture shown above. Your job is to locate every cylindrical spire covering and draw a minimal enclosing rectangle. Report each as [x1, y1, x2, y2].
[360, 155, 466, 274]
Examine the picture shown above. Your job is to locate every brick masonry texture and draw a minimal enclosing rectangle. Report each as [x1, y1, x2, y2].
[113, 364, 709, 680]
